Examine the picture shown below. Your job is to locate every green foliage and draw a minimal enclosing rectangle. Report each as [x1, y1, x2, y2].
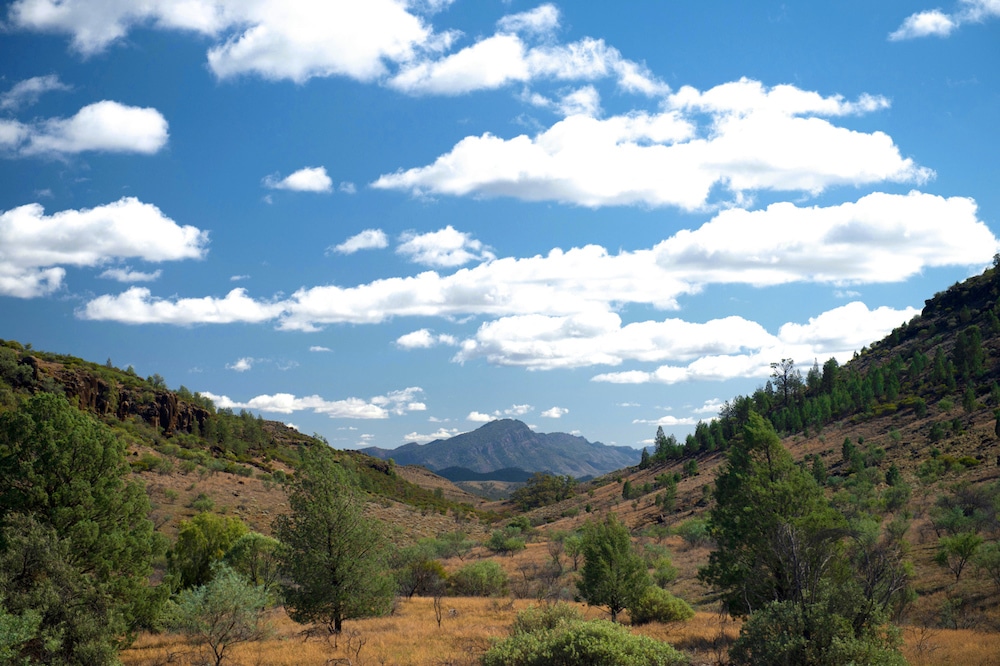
[729, 600, 906, 666]
[509, 603, 582, 635]
[168, 563, 271, 666]
[0, 393, 158, 665]
[510, 473, 576, 511]
[974, 541, 1000, 593]
[682, 458, 699, 477]
[578, 514, 650, 622]
[651, 556, 678, 588]
[935, 532, 983, 581]
[486, 528, 527, 557]
[701, 413, 909, 664]
[171, 513, 249, 589]
[275, 447, 394, 634]
[482, 617, 688, 666]
[450, 560, 509, 597]
[628, 586, 694, 626]
[223, 532, 281, 597]
[0, 601, 40, 665]
[675, 518, 710, 548]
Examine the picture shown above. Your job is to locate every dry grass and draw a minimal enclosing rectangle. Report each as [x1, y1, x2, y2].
[120, 595, 1000, 666]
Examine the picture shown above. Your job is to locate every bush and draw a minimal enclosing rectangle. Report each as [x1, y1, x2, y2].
[482, 618, 688, 666]
[729, 600, 905, 666]
[450, 560, 509, 597]
[510, 603, 582, 634]
[651, 557, 678, 588]
[675, 518, 710, 548]
[629, 586, 694, 625]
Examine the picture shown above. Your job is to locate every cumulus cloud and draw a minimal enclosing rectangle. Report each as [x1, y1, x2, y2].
[0, 101, 168, 156]
[0, 197, 206, 298]
[374, 79, 928, 210]
[404, 427, 463, 443]
[199, 386, 424, 419]
[540, 406, 568, 418]
[263, 166, 333, 193]
[0, 74, 70, 110]
[79, 191, 996, 335]
[396, 226, 494, 267]
[389, 33, 666, 97]
[632, 415, 699, 427]
[497, 4, 561, 36]
[396, 329, 458, 349]
[226, 357, 254, 372]
[467, 404, 533, 422]
[890, 0, 1000, 40]
[591, 301, 920, 385]
[81, 287, 284, 324]
[99, 266, 162, 283]
[8, 0, 441, 83]
[309, 345, 332, 352]
[330, 229, 389, 255]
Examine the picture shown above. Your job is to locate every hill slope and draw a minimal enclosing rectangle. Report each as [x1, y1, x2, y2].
[361, 418, 639, 478]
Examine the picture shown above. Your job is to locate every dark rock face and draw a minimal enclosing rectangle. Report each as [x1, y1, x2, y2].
[51, 366, 209, 435]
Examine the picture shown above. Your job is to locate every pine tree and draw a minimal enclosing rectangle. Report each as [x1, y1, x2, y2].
[577, 514, 649, 622]
[275, 447, 394, 635]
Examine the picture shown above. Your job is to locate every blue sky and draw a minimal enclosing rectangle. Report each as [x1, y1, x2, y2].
[1, 0, 998, 451]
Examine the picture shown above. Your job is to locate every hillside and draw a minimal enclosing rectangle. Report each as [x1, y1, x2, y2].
[0, 340, 487, 542]
[361, 418, 639, 478]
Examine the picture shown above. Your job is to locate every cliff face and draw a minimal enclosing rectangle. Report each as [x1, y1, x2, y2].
[27, 358, 210, 435]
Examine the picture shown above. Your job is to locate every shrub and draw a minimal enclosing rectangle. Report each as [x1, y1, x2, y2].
[450, 560, 509, 597]
[675, 518, 710, 548]
[482, 618, 688, 666]
[510, 603, 582, 634]
[629, 587, 694, 626]
[729, 600, 905, 666]
[651, 557, 679, 588]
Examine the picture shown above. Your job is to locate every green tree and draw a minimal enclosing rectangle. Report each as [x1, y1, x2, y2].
[450, 560, 509, 597]
[169, 563, 271, 666]
[0, 394, 158, 665]
[171, 513, 249, 589]
[700, 412, 909, 664]
[274, 447, 394, 635]
[639, 447, 651, 469]
[935, 532, 983, 582]
[577, 514, 650, 622]
[223, 532, 281, 597]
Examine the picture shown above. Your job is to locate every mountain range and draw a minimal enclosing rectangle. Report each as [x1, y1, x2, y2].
[360, 418, 640, 478]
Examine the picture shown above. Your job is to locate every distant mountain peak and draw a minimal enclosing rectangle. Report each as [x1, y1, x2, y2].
[361, 418, 638, 478]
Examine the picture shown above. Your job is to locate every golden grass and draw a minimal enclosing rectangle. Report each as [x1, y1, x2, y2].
[121, 596, 1000, 666]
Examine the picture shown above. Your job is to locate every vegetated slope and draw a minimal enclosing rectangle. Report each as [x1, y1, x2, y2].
[512, 265, 1000, 624]
[361, 418, 640, 478]
[0, 340, 484, 541]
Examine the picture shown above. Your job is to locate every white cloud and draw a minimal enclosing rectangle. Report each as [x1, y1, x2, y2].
[404, 427, 463, 443]
[692, 398, 725, 415]
[0, 197, 206, 298]
[397, 226, 494, 267]
[339, 181, 357, 194]
[467, 411, 493, 422]
[396, 329, 458, 349]
[309, 345, 332, 352]
[0, 74, 70, 110]
[9, 0, 441, 83]
[632, 415, 699, 427]
[655, 191, 995, 286]
[330, 229, 389, 255]
[890, 1, 1000, 40]
[230, 274, 250, 281]
[468, 404, 533, 422]
[497, 4, 560, 36]
[1, 101, 168, 156]
[526, 85, 602, 117]
[200, 386, 424, 419]
[592, 301, 920, 385]
[81, 287, 284, 324]
[226, 357, 255, 372]
[263, 166, 333, 193]
[456, 311, 774, 370]
[389, 33, 666, 97]
[374, 80, 927, 210]
[541, 406, 568, 418]
[99, 266, 162, 283]
[80, 190, 996, 334]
